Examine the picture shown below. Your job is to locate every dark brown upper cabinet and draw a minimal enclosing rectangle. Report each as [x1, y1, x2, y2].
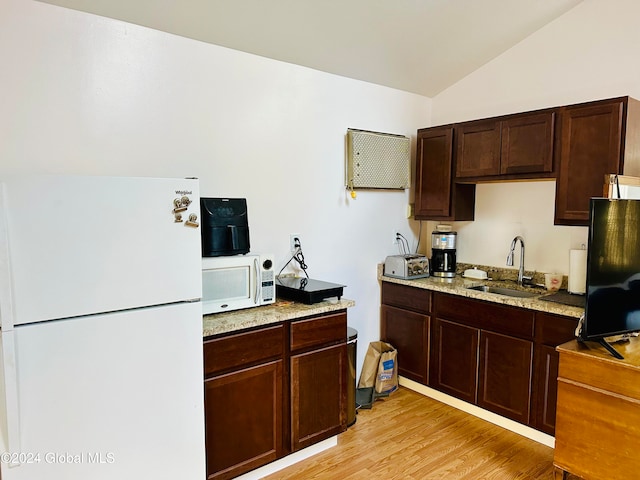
[455, 111, 555, 180]
[414, 126, 475, 221]
[554, 96, 640, 225]
[415, 96, 640, 224]
[455, 119, 502, 177]
[501, 112, 555, 175]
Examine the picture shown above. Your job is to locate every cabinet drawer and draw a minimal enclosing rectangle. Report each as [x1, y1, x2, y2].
[555, 379, 640, 479]
[381, 282, 432, 314]
[535, 312, 578, 346]
[434, 293, 534, 339]
[559, 351, 640, 401]
[291, 312, 346, 353]
[204, 324, 285, 377]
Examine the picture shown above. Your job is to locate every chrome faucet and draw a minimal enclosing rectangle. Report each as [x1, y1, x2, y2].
[506, 236, 532, 286]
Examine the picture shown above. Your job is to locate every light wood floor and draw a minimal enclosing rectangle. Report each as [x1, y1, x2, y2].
[264, 387, 579, 480]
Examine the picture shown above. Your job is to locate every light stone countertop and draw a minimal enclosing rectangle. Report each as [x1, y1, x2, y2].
[378, 268, 584, 319]
[203, 266, 584, 338]
[203, 297, 355, 338]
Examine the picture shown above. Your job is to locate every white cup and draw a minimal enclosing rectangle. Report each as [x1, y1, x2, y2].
[544, 273, 562, 291]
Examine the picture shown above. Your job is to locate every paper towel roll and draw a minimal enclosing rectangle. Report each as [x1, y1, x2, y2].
[568, 249, 587, 294]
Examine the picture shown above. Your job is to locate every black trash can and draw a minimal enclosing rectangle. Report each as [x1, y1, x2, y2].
[347, 326, 357, 427]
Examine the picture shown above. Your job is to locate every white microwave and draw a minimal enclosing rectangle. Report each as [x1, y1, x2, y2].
[202, 254, 275, 314]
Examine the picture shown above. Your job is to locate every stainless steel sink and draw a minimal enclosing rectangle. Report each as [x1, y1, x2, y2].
[466, 285, 540, 298]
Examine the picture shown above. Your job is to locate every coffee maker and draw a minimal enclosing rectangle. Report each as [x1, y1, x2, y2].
[431, 230, 457, 278]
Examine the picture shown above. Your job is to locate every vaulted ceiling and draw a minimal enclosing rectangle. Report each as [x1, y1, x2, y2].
[39, 0, 583, 96]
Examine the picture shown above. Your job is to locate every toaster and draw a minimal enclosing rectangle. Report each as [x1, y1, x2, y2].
[384, 254, 430, 280]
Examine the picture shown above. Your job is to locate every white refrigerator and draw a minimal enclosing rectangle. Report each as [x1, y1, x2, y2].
[0, 175, 206, 479]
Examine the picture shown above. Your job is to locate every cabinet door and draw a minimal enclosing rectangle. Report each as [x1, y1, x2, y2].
[381, 304, 429, 384]
[478, 331, 533, 424]
[501, 112, 555, 175]
[415, 126, 454, 218]
[455, 120, 501, 178]
[430, 318, 479, 403]
[291, 343, 346, 451]
[415, 127, 475, 221]
[555, 100, 624, 225]
[204, 360, 283, 480]
[531, 344, 559, 435]
[531, 312, 577, 435]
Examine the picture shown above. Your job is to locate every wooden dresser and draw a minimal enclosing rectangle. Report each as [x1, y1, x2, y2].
[553, 337, 640, 479]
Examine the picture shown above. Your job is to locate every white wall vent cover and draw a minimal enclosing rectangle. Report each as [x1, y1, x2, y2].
[346, 129, 410, 190]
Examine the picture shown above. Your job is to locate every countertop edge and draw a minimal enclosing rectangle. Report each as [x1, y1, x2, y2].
[378, 271, 584, 319]
[203, 298, 356, 338]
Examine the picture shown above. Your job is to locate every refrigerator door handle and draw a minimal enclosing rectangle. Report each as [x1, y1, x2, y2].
[1, 331, 22, 466]
[0, 183, 16, 333]
[0, 183, 22, 465]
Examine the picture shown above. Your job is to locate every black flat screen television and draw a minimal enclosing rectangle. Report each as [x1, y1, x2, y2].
[579, 198, 640, 359]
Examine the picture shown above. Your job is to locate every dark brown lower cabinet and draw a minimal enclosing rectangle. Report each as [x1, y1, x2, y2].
[204, 361, 283, 480]
[204, 311, 348, 479]
[531, 312, 578, 435]
[290, 312, 347, 451]
[203, 324, 285, 480]
[430, 318, 479, 404]
[429, 293, 537, 425]
[531, 344, 560, 434]
[381, 304, 429, 383]
[430, 319, 535, 424]
[478, 330, 533, 424]
[382, 284, 579, 436]
[291, 343, 346, 451]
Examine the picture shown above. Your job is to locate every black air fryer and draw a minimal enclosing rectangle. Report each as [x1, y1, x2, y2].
[200, 198, 250, 256]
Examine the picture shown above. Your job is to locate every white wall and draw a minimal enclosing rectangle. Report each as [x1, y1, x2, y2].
[430, 0, 640, 275]
[448, 181, 587, 275]
[0, 0, 431, 373]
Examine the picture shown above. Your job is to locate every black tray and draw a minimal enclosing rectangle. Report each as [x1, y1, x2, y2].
[539, 290, 585, 308]
[276, 277, 345, 304]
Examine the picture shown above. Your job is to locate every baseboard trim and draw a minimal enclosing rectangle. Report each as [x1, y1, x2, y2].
[399, 376, 555, 448]
[234, 437, 338, 480]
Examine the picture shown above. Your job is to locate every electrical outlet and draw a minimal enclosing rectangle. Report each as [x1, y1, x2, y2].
[392, 229, 399, 246]
[290, 233, 302, 252]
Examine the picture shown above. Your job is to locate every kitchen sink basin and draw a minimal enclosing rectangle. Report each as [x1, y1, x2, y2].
[466, 285, 540, 298]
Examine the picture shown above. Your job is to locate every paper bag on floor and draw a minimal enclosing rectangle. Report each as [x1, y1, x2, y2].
[376, 347, 398, 394]
[357, 341, 398, 394]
